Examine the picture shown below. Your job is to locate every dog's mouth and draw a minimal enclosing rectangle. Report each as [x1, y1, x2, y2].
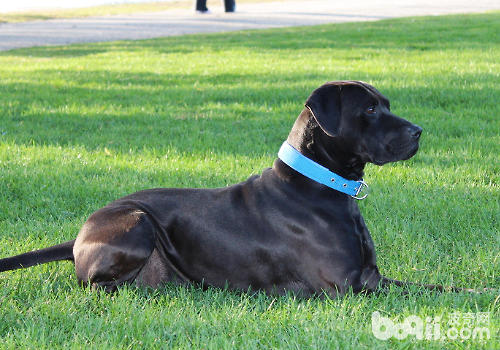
[376, 140, 419, 164]
[403, 143, 419, 160]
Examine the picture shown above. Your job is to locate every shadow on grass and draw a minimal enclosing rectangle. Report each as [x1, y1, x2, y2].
[0, 68, 497, 156]
[1, 45, 109, 57]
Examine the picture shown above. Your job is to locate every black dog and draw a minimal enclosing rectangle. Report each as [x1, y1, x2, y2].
[0, 81, 475, 296]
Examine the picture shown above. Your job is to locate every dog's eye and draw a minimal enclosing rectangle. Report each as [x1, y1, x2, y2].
[366, 106, 377, 115]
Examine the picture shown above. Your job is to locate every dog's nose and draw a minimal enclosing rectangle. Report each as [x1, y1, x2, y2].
[409, 125, 422, 139]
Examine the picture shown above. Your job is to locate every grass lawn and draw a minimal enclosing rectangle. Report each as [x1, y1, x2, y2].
[0, 12, 499, 349]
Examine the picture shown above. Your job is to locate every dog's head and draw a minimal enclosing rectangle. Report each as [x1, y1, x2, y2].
[301, 81, 422, 166]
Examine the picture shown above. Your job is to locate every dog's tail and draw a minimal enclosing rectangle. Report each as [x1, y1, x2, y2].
[381, 276, 494, 294]
[0, 240, 75, 273]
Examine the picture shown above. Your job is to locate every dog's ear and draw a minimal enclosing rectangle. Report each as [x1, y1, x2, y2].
[305, 84, 342, 137]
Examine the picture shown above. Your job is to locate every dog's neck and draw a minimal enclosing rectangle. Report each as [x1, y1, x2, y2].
[274, 108, 366, 181]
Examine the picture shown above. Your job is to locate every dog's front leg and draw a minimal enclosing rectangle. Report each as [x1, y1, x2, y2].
[380, 276, 483, 294]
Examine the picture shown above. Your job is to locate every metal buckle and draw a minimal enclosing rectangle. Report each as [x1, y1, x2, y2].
[352, 180, 369, 200]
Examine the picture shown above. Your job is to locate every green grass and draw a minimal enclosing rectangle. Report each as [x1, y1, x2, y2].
[0, 12, 499, 349]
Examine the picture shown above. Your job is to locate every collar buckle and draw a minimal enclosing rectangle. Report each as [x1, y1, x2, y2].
[352, 180, 369, 200]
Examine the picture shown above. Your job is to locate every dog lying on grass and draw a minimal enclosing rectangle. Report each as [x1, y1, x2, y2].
[0, 81, 489, 296]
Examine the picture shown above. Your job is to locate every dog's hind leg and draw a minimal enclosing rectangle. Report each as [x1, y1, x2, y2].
[73, 206, 156, 292]
[134, 248, 185, 288]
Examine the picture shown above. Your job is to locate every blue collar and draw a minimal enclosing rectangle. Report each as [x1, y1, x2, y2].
[278, 141, 369, 200]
